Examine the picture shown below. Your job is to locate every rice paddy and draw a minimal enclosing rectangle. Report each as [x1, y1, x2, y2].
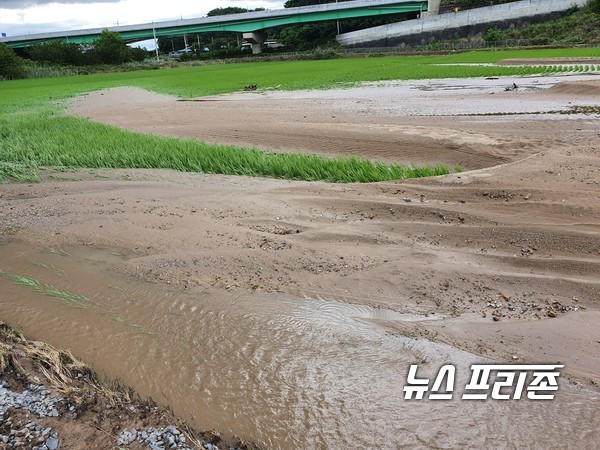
[1, 47, 599, 183]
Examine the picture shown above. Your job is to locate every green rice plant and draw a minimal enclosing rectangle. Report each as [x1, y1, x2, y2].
[0, 269, 88, 308]
[44, 288, 89, 304]
[47, 175, 83, 181]
[108, 313, 152, 335]
[28, 259, 66, 276]
[0, 109, 456, 182]
[9, 274, 41, 288]
[1, 48, 599, 183]
[43, 248, 71, 257]
[0, 162, 40, 183]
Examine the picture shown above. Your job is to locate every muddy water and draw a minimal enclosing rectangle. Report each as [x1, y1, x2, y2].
[0, 240, 598, 448]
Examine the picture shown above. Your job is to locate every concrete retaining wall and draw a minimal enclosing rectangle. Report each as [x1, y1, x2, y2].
[337, 0, 589, 47]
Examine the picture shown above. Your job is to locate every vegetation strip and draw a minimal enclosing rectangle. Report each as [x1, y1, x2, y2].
[0, 270, 90, 308]
[1, 49, 600, 183]
[0, 268, 153, 334]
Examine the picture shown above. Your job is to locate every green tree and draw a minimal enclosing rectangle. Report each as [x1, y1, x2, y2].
[158, 36, 185, 54]
[284, 0, 345, 6]
[207, 7, 264, 16]
[277, 23, 337, 50]
[129, 46, 148, 62]
[277, 0, 415, 50]
[28, 41, 83, 65]
[589, 0, 600, 14]
[90, 29, 131, 64]
[0, 43, 25, 80]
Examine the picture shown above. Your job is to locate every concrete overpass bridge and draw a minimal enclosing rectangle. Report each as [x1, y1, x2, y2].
[1, 0, 436, 53]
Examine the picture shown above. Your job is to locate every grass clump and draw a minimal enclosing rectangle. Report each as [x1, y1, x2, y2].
[0, 106, 453, 183]
[0, 269, 89, 308]
[0, 162, 40, 183]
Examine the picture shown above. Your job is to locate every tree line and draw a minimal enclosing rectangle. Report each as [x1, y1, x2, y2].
[4, 0, 596, 80]
[159, 1, 418, 55]
[0, 30, 148, 79]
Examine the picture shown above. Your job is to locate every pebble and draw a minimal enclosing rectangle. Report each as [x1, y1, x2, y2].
[46, 436, 59, 450]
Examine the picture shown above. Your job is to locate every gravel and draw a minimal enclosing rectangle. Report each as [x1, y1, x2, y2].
[1, 381, 238, 450]
[118, 425, 192, 449]
[0, 381, 62, 449]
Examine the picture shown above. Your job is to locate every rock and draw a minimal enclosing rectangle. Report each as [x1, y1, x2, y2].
[46, 437, 59, 450]
[547, 310, 557, 318]
[118, 430, 136, 445]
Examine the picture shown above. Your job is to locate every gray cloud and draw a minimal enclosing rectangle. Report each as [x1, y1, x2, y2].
[0, 18, 91, 36]
[0, 0, 120, 9]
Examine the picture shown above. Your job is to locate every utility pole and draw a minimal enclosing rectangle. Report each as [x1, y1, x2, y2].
[152, 22, 159, 61]
[336, 0, 340, 35]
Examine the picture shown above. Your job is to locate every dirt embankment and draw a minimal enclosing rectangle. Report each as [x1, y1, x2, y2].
[0, 323, 238, 450]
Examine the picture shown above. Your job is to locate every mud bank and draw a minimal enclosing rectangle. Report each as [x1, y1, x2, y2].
[0, 323, 241, 450]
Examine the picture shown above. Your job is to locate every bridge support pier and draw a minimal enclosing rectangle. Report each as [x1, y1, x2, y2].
[422, 0, 440, 17]
[243, 32, 267, 54]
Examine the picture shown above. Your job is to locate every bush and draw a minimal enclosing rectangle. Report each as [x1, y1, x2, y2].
[129, 47, 149, 62]
[28, 41, 84, 65]
[483, 26, 503, 42]
[21, 62, 79, 79]
[589, 0, 600, 14]
[0, 43, 25, 80]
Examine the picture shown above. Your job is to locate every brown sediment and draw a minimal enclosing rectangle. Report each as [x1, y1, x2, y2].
[0, 75, 599, 448]
[0, 322, 221, 450]
[67, 75, 600, 170]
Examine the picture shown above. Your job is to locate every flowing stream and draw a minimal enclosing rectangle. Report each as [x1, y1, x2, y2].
[0, 240, 598, 448]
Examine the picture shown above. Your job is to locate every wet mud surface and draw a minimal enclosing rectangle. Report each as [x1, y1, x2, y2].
[1, 75, 600, 448]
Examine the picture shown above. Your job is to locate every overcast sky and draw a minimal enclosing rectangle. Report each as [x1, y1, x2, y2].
[0, 0, 285, 37]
